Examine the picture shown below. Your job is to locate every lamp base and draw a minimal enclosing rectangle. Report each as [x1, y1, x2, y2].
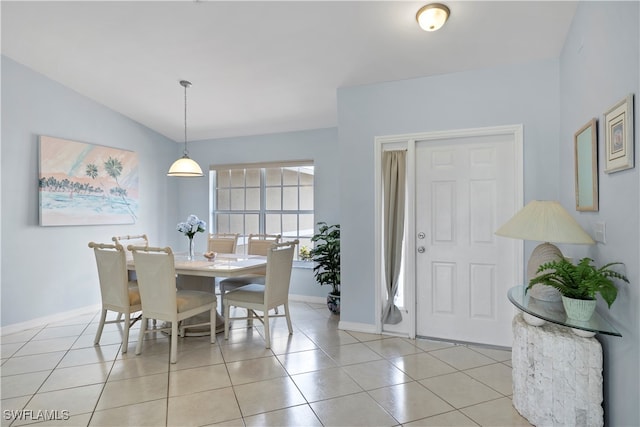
[527, 242, 563, 302]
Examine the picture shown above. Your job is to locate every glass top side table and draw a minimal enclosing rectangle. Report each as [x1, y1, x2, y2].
[507, 286, 621, 337]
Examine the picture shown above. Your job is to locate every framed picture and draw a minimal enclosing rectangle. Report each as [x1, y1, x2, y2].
[574, 119, 598, 211]
[39, 135, 139, 226]
[604, 94, 634, 173]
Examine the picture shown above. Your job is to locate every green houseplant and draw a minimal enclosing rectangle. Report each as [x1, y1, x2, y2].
[526, 257, 628, 321]
[310, 222, 340, 314]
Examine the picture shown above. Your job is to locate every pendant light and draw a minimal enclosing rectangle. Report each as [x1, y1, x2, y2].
[167, 80, 204, 177]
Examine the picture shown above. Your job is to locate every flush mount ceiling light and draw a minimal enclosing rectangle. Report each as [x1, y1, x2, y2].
[167, 80, 204, 177]
[416, 3, 450, 32]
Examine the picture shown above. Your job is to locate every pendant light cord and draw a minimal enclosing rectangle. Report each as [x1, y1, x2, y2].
[181, 80, 191, 156]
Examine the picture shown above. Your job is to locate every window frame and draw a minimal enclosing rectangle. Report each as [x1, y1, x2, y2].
[209, 161, 314, 258]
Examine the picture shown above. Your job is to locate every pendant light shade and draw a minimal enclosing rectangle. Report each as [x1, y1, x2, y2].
[167, 156, 204, 177]
[167, 80, 204, 177]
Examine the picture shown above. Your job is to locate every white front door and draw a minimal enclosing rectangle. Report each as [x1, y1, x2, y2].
[415, 131, 521, 347]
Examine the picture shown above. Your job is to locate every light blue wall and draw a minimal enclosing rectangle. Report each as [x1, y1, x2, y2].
[337, 59, 561, 325]
[558, 2, 639, 425]
[2, 6, 638, 422]
[0, 54, 340, 327]
[1, 56, 179, 326]
[170, 128, 340, 299]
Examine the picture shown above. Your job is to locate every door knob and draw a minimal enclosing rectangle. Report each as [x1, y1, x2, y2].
[417, 246, 426, 253]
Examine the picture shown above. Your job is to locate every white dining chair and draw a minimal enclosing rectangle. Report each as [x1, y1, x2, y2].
[219, 233, 280, 311]
[223, 240, 298, 348]
[112, 234, 149, 259]
[129, 245, 216, 363]
[88, 242, 142, 354]
[111, 234, 151, 322]
[207, 233, 239, 254]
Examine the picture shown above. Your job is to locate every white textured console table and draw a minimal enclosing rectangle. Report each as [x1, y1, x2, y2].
[508, 286, 621, 427]
[512, 313, 603, 426]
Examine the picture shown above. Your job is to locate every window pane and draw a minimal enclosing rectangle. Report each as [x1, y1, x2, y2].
[229, 214, 244, 234]
[300, 186, 313, 210]
[230, 169, 245, 187]
[283, 187, 298, 210]
[266, 187, 281, 210]
[217, 189, 230, 210]
[282, 214, 298, 238]
[246, 188, 260, 210]
[299, 214, 314, 237]
[217, 170, 230, 188]
[265, 168, 281, 185]
[298, 237, 312, 249]
[300, 170, 313, 185]
[246, 168, 260, 186]
[266, 214, 281, 235]
[216, 214, 230, 233]
[212, 164, 313, 241]
[283, 168, 298, 185]
[245, 214, 259, 235]
[230, 189, 244, 210]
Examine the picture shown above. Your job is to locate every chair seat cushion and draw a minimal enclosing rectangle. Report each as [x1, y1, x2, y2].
[128, 284, 141, 306]
[176, 290, 216, 313]
[225, 284, 265, 305]
[220, 275, 265, 287]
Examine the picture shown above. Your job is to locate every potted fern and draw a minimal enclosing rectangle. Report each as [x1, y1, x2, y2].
[310, 222, 340, 314]
[526, 257, 628, 321]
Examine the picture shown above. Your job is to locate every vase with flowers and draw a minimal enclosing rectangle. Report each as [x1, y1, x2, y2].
[177, 214, 206, 260]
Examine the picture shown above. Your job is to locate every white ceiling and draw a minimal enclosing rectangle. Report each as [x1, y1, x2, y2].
[1, 1, 577, 142]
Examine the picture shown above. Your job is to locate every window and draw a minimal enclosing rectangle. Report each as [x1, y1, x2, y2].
[210, 162, 314, 259]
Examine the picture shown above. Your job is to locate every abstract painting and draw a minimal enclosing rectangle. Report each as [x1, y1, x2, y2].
[39, 136, 139, 226]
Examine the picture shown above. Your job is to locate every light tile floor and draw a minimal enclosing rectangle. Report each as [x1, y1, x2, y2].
[1, 301, 532, 426]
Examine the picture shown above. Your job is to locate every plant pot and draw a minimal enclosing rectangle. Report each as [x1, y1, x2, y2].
[562, 296, 596, 322]
[327, 292, 340, 315]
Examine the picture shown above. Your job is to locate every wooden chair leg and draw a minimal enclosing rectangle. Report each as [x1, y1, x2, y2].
[122, 310, 130, 353]
[170, 322, 179, 364]
[284, 303, 293, 335]
[263, 310, 271, 349]
[224, 302, 230, 340]
[135, 316, 147, 355]
[94, 308, 108, 345]
[210, 308, 216, 344]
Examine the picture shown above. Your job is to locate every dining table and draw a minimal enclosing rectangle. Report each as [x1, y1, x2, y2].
[127, 252, 267, 336]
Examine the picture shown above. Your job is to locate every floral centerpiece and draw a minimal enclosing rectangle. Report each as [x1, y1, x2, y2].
[177, 214, 206, 260]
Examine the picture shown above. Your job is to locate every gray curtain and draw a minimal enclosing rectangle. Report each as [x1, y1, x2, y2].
[382, 150, 406, 325]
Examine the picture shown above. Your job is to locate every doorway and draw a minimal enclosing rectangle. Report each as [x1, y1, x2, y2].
[375, 125, 523, 347]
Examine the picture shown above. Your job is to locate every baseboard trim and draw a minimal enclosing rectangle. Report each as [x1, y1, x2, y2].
[2, 295, 331, 335]
[289, 294, 325, 304]
[1, 304, 101, 335]
[338, 320, 377, 334]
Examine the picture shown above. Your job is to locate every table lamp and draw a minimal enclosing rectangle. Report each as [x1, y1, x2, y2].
[495, 200, 595, 301]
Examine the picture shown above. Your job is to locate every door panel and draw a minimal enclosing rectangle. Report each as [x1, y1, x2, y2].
[415, 134, 518, 347]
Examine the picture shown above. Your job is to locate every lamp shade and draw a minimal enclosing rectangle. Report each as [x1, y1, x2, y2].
[495, 200, 594, 244]
[416, 3, 450, 32]
[167, 156, 204, 177]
